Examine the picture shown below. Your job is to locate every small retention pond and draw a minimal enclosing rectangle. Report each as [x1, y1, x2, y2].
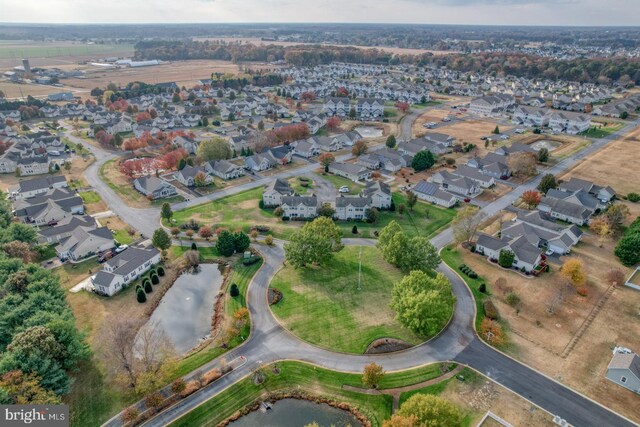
[228, 398, 361, 427]
[529, 139, 561, 152]
[354, 126, 383, 138]
[142, 263, 225, 354]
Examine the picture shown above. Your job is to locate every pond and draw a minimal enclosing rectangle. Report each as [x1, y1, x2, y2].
[140, 263, 225, 354]
[228, 398, 361, 427]
[529, 139, 561, 152]
[354, 126, 383, 138]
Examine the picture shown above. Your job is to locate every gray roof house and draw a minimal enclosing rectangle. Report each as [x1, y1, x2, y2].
[281, 195, 318, 219]
[11, 175, 68, 198]
[334, 195, 372, 220]
[429, 171, 481, 197]
[361, 181, 392, 209]
[475, 233, 542, 273]
[413, 181, 457, 208]
[174, 165, 212, 187]
[263, 178, 294, 207]
[245, 151, 278, 172]
[92, 247, 161, 297]
[559, 177, 615, 205]
[204, 160, 244, 180]
[133, 176, 178, 200]
[606, 348, 640, 394]
[328, 162, 371, 182]
[292, 138, 320, 158]
[56, 226, 114, 262]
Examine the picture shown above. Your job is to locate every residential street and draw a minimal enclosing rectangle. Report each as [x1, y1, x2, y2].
[83, 116, 640, 427]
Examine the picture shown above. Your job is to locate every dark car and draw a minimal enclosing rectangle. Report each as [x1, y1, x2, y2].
[47, 220, 58, 227]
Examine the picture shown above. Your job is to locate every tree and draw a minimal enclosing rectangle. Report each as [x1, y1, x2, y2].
[351, 140, 367, 156]
[521, 190, 541, 208]
[152, 228, 171, 251]
[136, 288, 146, 303]
[2, 241, 36, 263]
[603, 204, 630, 234]
[508, 152, 537, 177]
[194, 171, 209, 187]
[161, 203, 173, 221]
[498, 250, 515, 268]
[178, 158, 187, 170]
[284, 218, 341, 268]
[216, 230, 236, 256]
[234, 232, 251, 252]
[538, 147, 549, 162]
[0, 371, 60, 404]
[230, 284, 240, 297]
[620, 111, 629, 119]
[390, 271, 454, 336]
[560, 258, 586, 287]
[366, 207, 379, 223]
[382, 414, 419, 427]
[451, 206, 484, 244]
[393, 394, 462, 427]
[302, 216, 342, 251]
[318, 153, 335, 171]
[197, 137, 232, 161]
[480, 318, 506, 346]
[326, 116, 341, 131]
[537, 173, 558, 194]
[386, 134, 397, 148]
[198, 226, 213, 240]
[589, 217, 612, 247]
[411, 150, 435, 172]
[318, 204, 336, 218]
[395, 101, 410, 113]
[406, 190, 418, 211]
[352, 225, 358, 234]
[615, 224, 640, 266]
[362, 362, 385, 389]
[492, 125, 500, 134]
[398, 236, 441, 274]
[349, 107, 357, 119]
[202, 116, 209, 127]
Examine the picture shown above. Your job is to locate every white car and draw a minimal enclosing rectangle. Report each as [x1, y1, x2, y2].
[115, 244, 129, 253]
[515, 128, 525, 134]
[545, 249, 554, 256]
[338, 186, 350, 193]
[500, 134, 509, 140]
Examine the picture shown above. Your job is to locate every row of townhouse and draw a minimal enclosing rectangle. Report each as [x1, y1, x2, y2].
[291, 131, 363, 157]
[512, 106, 591, 134]
[323, 98, 385, 120]
[263, 179, 393, 220]
[592, 93, 640, 118]
[537, 177, 615, 225]
[0, 131, 71, 175]
[469, 94, 516, 117]
[245, 145, 293, 172]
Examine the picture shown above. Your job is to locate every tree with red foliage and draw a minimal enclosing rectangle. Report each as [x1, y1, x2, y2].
[269, 123, 310, 144]
[336, 87, 349, 97]
[0, 139, 12, 156]
[158, 148, 188, 170]
[326, 116, 342, 132]
[136, 112, 152, 123]
[395, 101, 410, 113]
[352, 140, 368, 156]
[95, 130, 113, 147]
[318, 153, 335, 171]
[300, 91, 316, 103]
[521, 190, 542, 209]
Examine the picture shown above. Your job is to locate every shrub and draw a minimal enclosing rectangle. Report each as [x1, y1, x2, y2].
[157, 266, 165, 276]
[144, 281, 153, 293]
[136, 288, 146, 303]
[505, 292, 521, 307]
[230, 283, 240, 297]
[202, 368, 222, 385]
[483, 300, 499, 320]
[151, 273, 159, 285]
[627, 192, 640, 202]
[264, 235, 274, 246]
[145, 392, 164, 408]
[498, 250, 515, 268]
[479, 283, 486, 293]
[576, 286, 589, 297]
[171, 378, 186, 394]
[179, 381, 200, 398]
[121, 407, 140, 424]
[352, 225, 358, 234]
[142, 278, 151, 289]
[243, 257, 260, 266]
[480, 318, 505, 346]
[258, 200, 265, 209]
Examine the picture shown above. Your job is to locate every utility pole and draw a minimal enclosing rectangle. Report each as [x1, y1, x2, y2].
[357, 246, 362, 291]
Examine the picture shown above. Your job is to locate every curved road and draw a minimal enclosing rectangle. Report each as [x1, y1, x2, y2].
[82, 115, 640, 427]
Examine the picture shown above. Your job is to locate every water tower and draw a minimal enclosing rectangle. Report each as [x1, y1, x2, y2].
[22, 59, 31, 73]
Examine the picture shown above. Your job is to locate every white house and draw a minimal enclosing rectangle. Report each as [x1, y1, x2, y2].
[91, 247, 162, 296]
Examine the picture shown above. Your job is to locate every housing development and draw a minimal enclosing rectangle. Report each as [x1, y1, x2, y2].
[0, 10, 639, 427]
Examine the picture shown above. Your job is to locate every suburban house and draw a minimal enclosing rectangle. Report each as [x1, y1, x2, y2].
[606, 347, 640, 394]
[361, 181, 392, 209]
[10, 175, 68, 199]
[245, 151, 278, 172]
[548, 111, 591, 134]
[502, 209, 583, 255]
[423, 132, 455, 153]
[323, 97, 351, 117]
[475, 233, 543, 273]
[374, 148, 410, 172]
[13, 188, 84, 225]
[263, 178, 294, 207]
[91, 247, 162, 297]
[469, 94, 515, 117]
[412, 180, 458, 208]
[449, 165, 495, 188]
[332, 131, 363, 147]
[314, 136, 343, 152]
[558, 178, 615, 205]
[133, 176, 178, 200]
[174, 165, 212, 187]
[204, 160, 245, 180]
[38, 215, 97, 245]
[334, 196, 372, 220]
[537, 181, 610, 226]
[292, 138, 320, 158]
[494, 142, 538, 157]
[466, 152, 511, 179]
[512, 105, 549, 128]
[356, 154, 382, 170]
[56, 225, 114, 262]
[429, 171, 481, 197]
[328, 162, 372, 182]
[281, 195, 318, 219]
[172, 135, 199, 155]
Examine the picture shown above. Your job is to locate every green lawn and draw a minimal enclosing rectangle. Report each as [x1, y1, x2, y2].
[440, 246, 488, 330]
[78, 191, 101, 204]
[321, 172, 364, 193]
[169, 245, 220, 261]
[171, 187, 456, 240]
[289, 176, 314, 195]
[270, 246, 424, 353]
[170, 361, 456, 427]
[579, 122, 624, 139]
[112, 228, 135, 245]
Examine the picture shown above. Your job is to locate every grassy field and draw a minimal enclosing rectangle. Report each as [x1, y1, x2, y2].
[0, 41, 134, 59]
[579, 122, 624, 139]
[288, 176, 314, 194]
[79, 190, 101, 204]
[170, 361, 457, 427]
[270, 246, 424, 353]
[171, 188, 456, 240]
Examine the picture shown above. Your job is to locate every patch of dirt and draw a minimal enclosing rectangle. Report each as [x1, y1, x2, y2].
[364, 337, 413, 354]
[237, 199, 257, 210]
[268, 288, 283, 305]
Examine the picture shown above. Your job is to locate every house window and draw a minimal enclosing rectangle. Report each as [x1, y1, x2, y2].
[621, 376, 627, 383]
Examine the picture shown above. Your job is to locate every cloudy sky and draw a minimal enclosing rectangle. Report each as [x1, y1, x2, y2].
[1, 0, 639, 26]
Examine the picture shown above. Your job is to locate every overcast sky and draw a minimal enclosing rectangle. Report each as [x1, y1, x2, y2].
[1, 0, 639, 26]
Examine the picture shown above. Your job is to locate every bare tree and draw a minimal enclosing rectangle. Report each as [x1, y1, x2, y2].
[451, 206, 486, 244]
[546, 277, 573, 315]
[508, 152, 537, 177]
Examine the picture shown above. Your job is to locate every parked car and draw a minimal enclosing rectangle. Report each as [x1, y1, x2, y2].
[515, 128, 525, 134]
[339, 186, 350, 193]
[47, 220, 58, 227]
[500, 134, 509, 140]
[464, 198, 471, 203]
[545, 249, 554, 256]
[115, 244, 128, 253]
